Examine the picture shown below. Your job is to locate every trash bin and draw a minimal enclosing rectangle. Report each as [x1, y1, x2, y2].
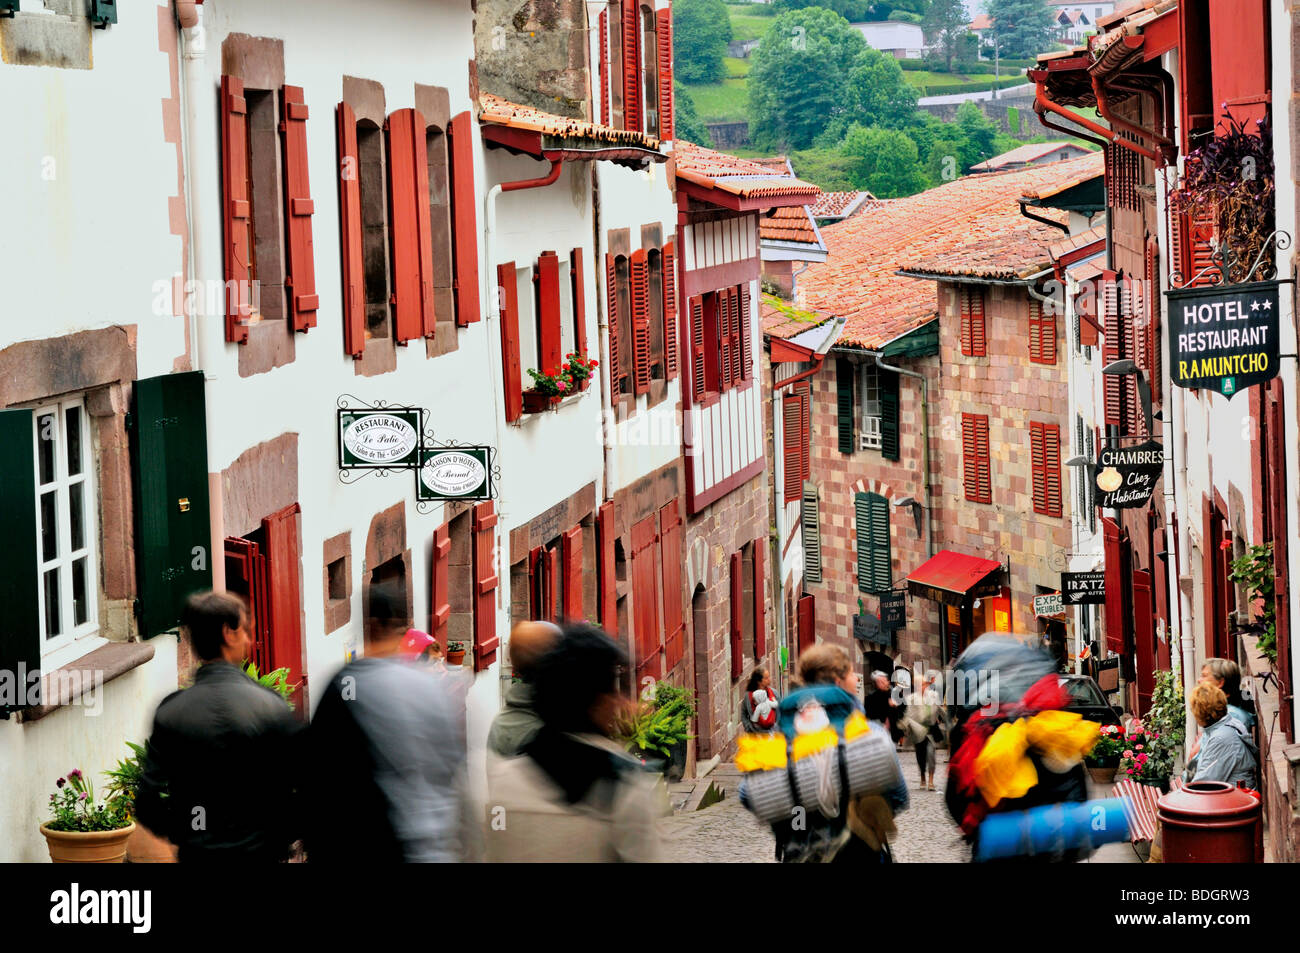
[1157, 781, 1261, 863]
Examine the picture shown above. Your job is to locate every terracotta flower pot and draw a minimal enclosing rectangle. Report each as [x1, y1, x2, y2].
[40, 822, 135, 863]
[522, 390, 562, 413]
[1087, 764, 1118, 784]
[446, 650, 466, 666]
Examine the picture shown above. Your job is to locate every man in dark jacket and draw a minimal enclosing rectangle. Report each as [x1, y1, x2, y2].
[136, 591, 299, 862]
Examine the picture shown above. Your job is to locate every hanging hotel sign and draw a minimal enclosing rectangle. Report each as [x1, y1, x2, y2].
[1093, 439, 1163, 509]
[1165, 280, 1280, 397]
[417, 448, 492, 501]
[879, 590, 907, 629]
[338, 408, 422, 468]
[1061, 570, 1106, 604]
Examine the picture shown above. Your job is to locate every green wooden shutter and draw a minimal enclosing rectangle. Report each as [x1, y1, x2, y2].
[802, 481, 821, 584]
[0, 409, 41, 715]
[855, 491, 891, 594]
[131, 371, 213, 638]
[836, 357, 855, 454]
[880, 369, 900, 461]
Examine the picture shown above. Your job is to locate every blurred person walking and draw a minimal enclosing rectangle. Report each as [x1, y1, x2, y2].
[488, 620, 561, 757]
[485, 622, 662, 862]
[305, 583, 468, 862]
[136, 591, 299, 862]
[903, 672, 945, 791]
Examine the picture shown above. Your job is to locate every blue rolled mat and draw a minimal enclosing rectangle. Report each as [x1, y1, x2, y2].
[974, 798, 1130, 861]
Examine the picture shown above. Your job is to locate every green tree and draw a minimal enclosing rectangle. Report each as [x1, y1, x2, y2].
[673, 82, 714, 147]
[956, 100, 998, 170]
[842, 124, 927, 197]
[749, 7, 869, 150]
[923, 0, 969, 71]
[924, 137, 964, 186]
[774, 0, 876, 20]
[845, 47, 918, 129]
[987, 0, 1056, 59]
[673, 0, 732, 84]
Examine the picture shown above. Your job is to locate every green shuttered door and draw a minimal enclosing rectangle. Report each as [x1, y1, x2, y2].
[880, 370, 899, 461]
[0, 409, 40, 714]
[855, 491, 891, 594]
[836, 357, 854, 454]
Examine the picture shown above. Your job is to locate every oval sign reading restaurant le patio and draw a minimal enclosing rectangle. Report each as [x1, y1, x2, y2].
[341, 412, 420, 465]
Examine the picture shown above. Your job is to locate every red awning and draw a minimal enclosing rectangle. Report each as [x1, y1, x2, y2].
[906, 550, 1004, 607]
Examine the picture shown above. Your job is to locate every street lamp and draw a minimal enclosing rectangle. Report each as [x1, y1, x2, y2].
[1101, 359, 1153, 438]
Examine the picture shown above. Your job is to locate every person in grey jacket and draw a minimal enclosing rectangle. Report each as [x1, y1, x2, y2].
[487, 620, 561, 756]
[1184, 682, 1258, 790]
[305, 583, 467, 862]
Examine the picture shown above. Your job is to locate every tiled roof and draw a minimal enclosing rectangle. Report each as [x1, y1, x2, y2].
[761, 205, 823, 246]
[969, 14, 992, 30]
[971, 141, 1085, 171]
[1019, 154, 1106, 199]
[791, 153, 1104, 349]
[761, 295, 835, 339]
[899, 223, 1066, 280]
[479, 93, 661, 150]
[1048, 224, 1106, 261]
[812, 190, 875, 219]
[672, 141, 821, 201]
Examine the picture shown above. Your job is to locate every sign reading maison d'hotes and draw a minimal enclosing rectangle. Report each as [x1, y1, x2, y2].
[1166, 280, 1280, 397]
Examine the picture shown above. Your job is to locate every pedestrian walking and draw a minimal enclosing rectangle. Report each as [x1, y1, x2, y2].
[485, 622, 662, 862]
[740, 666, 779, 734]
[304, 583, 468, 863]
[904, 672, 944, 791]
[487, 620, 561, 757]
[135, 591, 299, 862]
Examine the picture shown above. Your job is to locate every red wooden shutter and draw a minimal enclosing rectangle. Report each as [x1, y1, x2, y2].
[430, 522, 451, 646]
[783, 392, 802, 502]
[631, 514, 660, 680]
[1145, 238, 1161, 390]
[386, 108, 432, 343]
[1102, 517, 1124, 653]
[689, 295, 705, 401]
[656, 6, 673, 140]
[977, 414, 991, 503]
[798, 381, 811, 492]
[1121, 280, 1142, 433]
[630, 248, 651, 394]
[225, 537, 269, 672]
[472, 501, 499, 671]
[606, 254, 623, 394]
[597, 501, 617, 636]
[448, 110, 481, 326]
[528, 545, 544, 618]
[1028, 297, 1055, 365]
[498, 262, 523, 423]
[262, 503, 305, 712]
[1267, 385, 1294, 738]
[562, 525, 583, 620]
[959, 288, 973, 356]
[336, 102, 365, 358]
[718, 289, 734, 390]
[738, 283, 753, 380]
[571, 247, 587, 358]
[970, 288, 986, 356]
[1044, 423, 1061, 517]
[1168, 206, 1187, 286]
[220, 75, 252, 344]
[661, 241, 678, 379]
[1188, 207, 1217, 287]
[620, 0, 641, 133]
[599, 8, 611, 126]
[1101, 272, 1124, 429]
[729, 288, 744, 386]
[545, 545, 560, 622]
[962, 413, 991, 504]
[279, 86, 319, 331]
[729, 551, 743, 679]
[659, 502, 685, 671]
[753, 540, 766, 659]
[1133, 569, 1155, 714]
[536, 250, 563, 375]
[797, 594, 816, 654]
[1030, 421, 1047, 514]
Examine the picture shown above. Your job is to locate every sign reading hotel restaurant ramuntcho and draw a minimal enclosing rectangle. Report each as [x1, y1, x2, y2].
[1166, 280, 1280, 397]
[338, 409, 422, 468]
[1093, 439, 1163, 509]
[417, 448, 491, 501]
[1061, 570, 1106, 604]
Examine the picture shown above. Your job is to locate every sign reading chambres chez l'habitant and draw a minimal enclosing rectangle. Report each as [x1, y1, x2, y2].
[1165, 280, 1280, 397]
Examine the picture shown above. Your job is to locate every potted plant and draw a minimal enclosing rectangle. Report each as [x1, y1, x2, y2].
[103, 742, 176, 863]
[523, 366, 573, 412]
[1085, 724, 1125, 783]
[1229, 543, 1277, 664]
[1117, 722, 1170, 791]
[245, 661, 298, 711]
[616, 682, 696, 781]
[40, 768, 135, 863]
[446, 641, 467, 666]
[563, 351, 599, 392]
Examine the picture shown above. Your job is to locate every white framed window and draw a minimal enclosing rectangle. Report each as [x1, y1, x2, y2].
[859, 364, 882, 450]
[32, 397, 100, 662]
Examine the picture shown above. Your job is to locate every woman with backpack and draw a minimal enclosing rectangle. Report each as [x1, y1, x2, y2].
[741, 667, 779, 734]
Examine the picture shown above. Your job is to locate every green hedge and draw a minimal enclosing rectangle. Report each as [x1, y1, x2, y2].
[915, 76, 1029, 98]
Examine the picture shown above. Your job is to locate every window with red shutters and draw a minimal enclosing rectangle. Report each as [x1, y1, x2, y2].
[959, 287, 986, 357]
[562, 525, 583, 619]
[599, 8, 611, 126]
[1100, 271, 1126, 430]
[620, 0, 642, 133]
[262, 503, 305, 712]
[718, 288, 737, 389]
[279, 86, 318, 332]
[429, 522, 450, 645]
[640, 4, 659, 137]
[1030, 422, 1063, 518]
[497, 262, 523, 423]
[662, 241, 678, 379]
[336, 102, 365, 358]
[753, 540, 766, 658]
[386, 108, 434, 344]
[1144, 238, 1161, 393]
[630, 248, 651, 394]
[220, 75, 252, 344]
[961, 413, 991, 504]
[1028, 297, 1055, 365]
[606, 254, 624, 396]
[472, 501, 499, 671]
[1102, 517, 1124, 654]
[729, 550, 743, 679]
[631, 514, 661, 680]
[648, 248, 666, 383]
[729, 287, 743, 387]
[783, 391, 803, 503]
[797, 594, 816, 654]
[535, 251, 563, 376]
[570, 248, 588, 358]
[659, 502, 685, 671]
[689, 295, 706, 401]
[448, 110, 480, 326]
[738, 283, 753, 380]
[597, 501, 617, 636]
[656, 7, 674, 140]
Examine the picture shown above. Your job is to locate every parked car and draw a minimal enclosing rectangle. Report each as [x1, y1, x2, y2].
[1059, 675, 1123, 728]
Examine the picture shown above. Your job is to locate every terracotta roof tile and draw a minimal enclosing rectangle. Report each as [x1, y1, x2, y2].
[479, 93, 661, 150]
[760, 205, 823, 246]
[793, 154, 1104, 349]
[969, 13, 993, 30]
[673, 141, 820, 201]
[971, 141, 1086, 171]
[899, 223, 1065, 280]
[761, 295, 835, 338]
[812, 190, 874, 219]
[1048, 224, 1106, 261]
